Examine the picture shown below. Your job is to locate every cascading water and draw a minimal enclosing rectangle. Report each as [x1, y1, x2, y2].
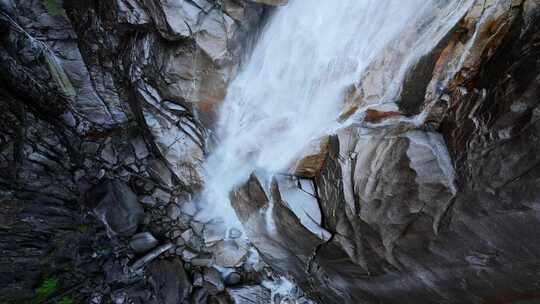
[198, 0, 472, 231]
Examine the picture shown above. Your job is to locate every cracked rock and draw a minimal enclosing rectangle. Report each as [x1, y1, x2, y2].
[148, 258, 192, 304]
[148, 159, 173, 187]
[214, 241, 249, 268]
[203, 267, 225, 294]
[88, 179, 144, 236]
[225, 272, 242, 286]
[167, 203, 182, 220]
[153, 188, 171, 203]
[226, 285, 271, 304]
[101, 143, 118, 165]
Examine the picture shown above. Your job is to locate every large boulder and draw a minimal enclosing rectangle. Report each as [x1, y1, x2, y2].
[148, 258, 192, 304]
[87, 179, 144, 236]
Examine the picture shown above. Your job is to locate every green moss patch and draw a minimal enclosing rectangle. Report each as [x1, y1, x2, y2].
[32, 277, 58, 303]
[42, 0, 64, 16]
[58, 296, 75, 304]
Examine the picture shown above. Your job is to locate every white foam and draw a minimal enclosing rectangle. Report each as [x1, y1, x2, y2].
[199, 0, 471, 229]
[262, 276, 300, 303]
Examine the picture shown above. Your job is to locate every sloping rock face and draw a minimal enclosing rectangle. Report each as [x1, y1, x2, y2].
[230, 1, 540, 304]
[87, 179, 144, 236]
[0, 0, 283, 303]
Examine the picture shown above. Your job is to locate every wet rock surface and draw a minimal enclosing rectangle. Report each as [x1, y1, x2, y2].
[147, 258, 192, 304]
[226, 285, 271, 304]
[130, 232, 159, 253]
[0, 0, 539, 304]
[88, 179, 144, 236]
[0, 0, 283, 303]
[227, 1, 540, 304]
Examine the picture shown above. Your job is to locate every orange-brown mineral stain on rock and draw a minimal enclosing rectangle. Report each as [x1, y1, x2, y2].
[195, 86, 228, 125]
[338, 104, 359, 122]
[199, 89, 227, 112]
[198, 100, 214, 113]
[292, 137, 330, 178]
[364, 109, 402, 123]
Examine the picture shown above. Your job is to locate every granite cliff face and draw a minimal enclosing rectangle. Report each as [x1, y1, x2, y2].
[230, 1, 540, 303]
[1, 0, 540, 304]
[0, 0, 283, 303]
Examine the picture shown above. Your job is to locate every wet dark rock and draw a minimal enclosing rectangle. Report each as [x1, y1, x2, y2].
[169, 229, 182, 239]
[226, 285, 271, 304]
[167, 203, 182, 220]
[87, 179, 144, 237]
[153, 188, 172, 204]
[130, 232, 159, 253]
[139, 195, 157, 208]
[148, 159, 173, 188]
[130, 136, 151, 159]
[182, 249, 198, 262]
[192, 257, 214, 267]
[148, 258, 192, 304]
[225, 272, 242, 286]
[119, 283, 156, 304]
[230, 174, 327, 294]
[104, 258, 130, 284]
[181, 229, 194, 242]
[190, 287, 210, 304]
[130, 243, 174, 272]
[203, 267, 225, 294]
[101, 143, 118, 165]
[1, 0, 540, 303]
[0, 0, 275, 302]
[193, 270, 204, 287]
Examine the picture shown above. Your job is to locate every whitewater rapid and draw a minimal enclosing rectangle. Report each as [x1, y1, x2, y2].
[198, 0, 472, 230]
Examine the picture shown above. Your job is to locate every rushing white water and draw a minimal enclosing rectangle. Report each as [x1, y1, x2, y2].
[198, 0, 472, 229]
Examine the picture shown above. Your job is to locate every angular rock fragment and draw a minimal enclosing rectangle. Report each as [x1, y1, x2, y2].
[88, 179, 144, 236]
[213, 240, 249, 268]
[130, 243, 174, 272]
[148, 159, 173, 187]
[203, 267, 225, 294]
[167, 203, 182, 220]
[130, 136, 150, 159]
[225, 272, 242, 286]
[203, 220, 227, 244]
[101, 143, 118, 165]
[148, 258, 192, 304]
[226, 285, 271, 304]
[130, 232, 158, 253]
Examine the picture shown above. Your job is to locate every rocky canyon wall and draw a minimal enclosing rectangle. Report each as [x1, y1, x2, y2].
[0, 0, 284, 303]
[0, 0, 539, 304]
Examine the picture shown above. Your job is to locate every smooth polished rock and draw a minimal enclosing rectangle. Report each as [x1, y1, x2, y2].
[88, 179, 144, 236]
[129, 232, 158, 253]
[148, 258, 192, 304]
[226, 285, 271, 304]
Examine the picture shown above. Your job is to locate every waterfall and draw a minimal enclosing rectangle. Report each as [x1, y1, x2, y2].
[198, 0, 472, 230]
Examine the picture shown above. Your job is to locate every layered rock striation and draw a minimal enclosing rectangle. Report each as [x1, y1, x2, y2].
[1, 0, 540, 304]
[230, 1, 540, 303]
